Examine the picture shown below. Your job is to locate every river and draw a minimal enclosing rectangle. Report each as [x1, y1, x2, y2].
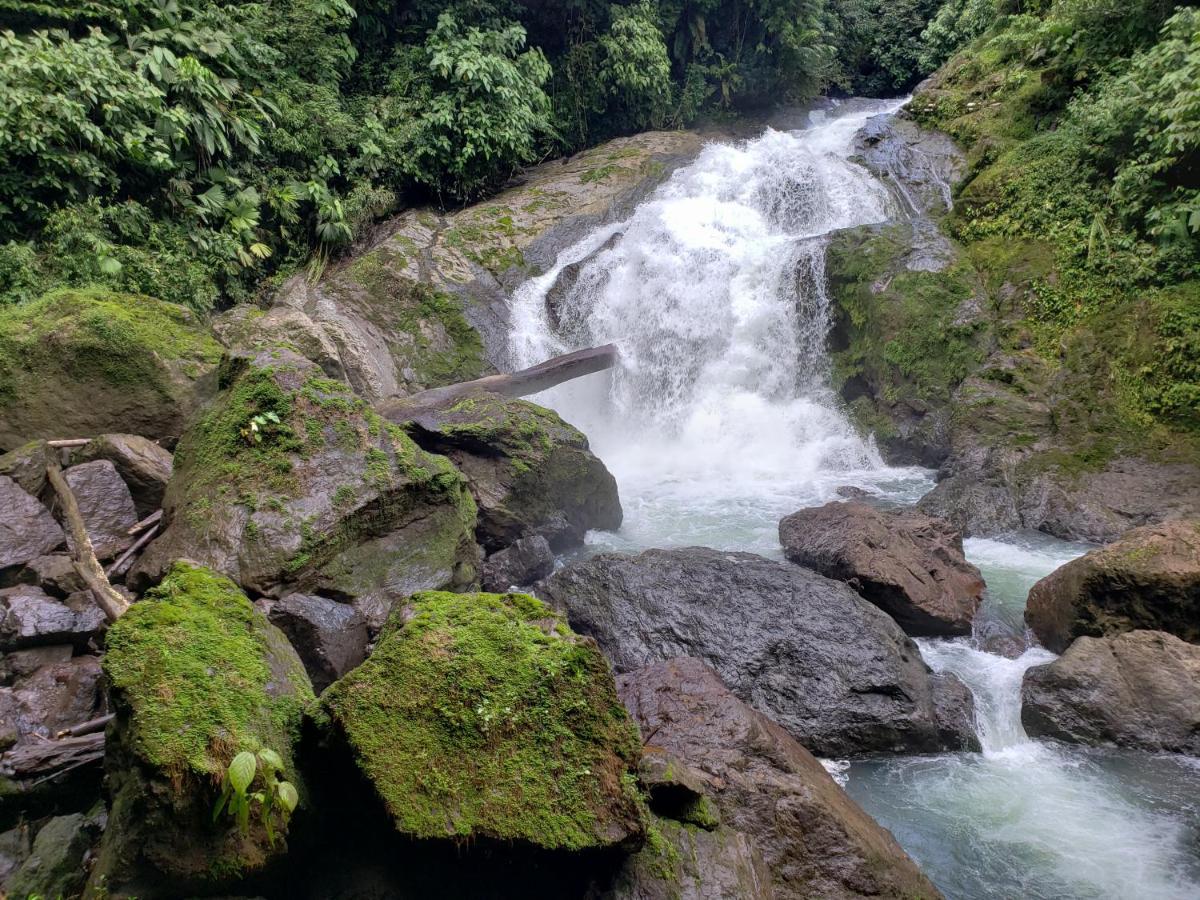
[505, 99, 1200, 899]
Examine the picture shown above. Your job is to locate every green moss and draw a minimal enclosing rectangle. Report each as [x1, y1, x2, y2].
[103, 562, 313, 782]
[323, 591, 646, 849]
[0, 286, 221, 404]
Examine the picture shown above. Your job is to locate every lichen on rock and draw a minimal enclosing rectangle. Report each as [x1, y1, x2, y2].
[323, 590, 647, 851]
[93, 561, 314, 889]
[0, 288, 222, 449]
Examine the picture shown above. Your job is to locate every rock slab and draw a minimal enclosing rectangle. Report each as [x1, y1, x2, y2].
[0, 476, 64, 571]
[1022, 630, 1200, 753]
[537, 547, 977, 756]
[779, 501, 984, 635]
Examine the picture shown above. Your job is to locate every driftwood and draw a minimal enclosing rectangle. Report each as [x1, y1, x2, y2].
[377, 343, 618, 421]
[128, 509, 163, 535]
[0, 732, 105, 783]
[106, 523, 160, 579]
[55, 714, 115, 740]
[46, 438, 91, 448]
[46, 463, 130, 623]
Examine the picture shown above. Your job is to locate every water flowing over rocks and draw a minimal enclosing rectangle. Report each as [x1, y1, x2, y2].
[779, 500, 984, 635]
[1021, 630, 1200, 753]
[608, 658, 944, 900]
[1025, 519, 1200, 652]
[537, 547, 978, 756]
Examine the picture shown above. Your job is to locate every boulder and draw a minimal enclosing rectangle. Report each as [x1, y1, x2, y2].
[0, 440, 55, 495]
[537, 548, 977, 757]
[3, 810, 102, 900]
[78, 434, 173, 516]
[266, 593, 368, 693]
[10, 554, 85, 597]
[0, 585, 104, 650]
[62, 459, 138, 559]
[92, 562, 314, 893]
[131, 348, 479, 598]
[610, 658, 942, 900]
[0, 653, 104, 745]
[0, 288, 222, 449]
[1022, 630, 1200, 753]
[1025, 520, 1200, 652]
[853, 112, 965, 218]
[0, 476, 64, 571]
[480, 534, 556, 591]
[778, 501, 984, 636]
[322, 591, 646, 850]
[395, 390, 621, 552]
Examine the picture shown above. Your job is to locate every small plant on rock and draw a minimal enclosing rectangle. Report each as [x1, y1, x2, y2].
[213, 748, 300, 846]
[241, 411, 282, 445]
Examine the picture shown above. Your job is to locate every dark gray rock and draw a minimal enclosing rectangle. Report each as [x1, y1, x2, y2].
[1025, 520, 1200, 652]
[62, 459, 138, 559]
[779, 501, 984, 636]
[537, 547, 977, 756]
[0, 654, 104, 744]
[1022, 630, 1200, 753]
[480, 535, 555, 591]
[79, 434, 173, 516]
[0, 476, 64, 571]
[609, 658, 943, 900]
[0, 585, 105, 650]
[0, 822, 31, 885]
[0, 644, 73, 681]
[267, 593, 368, 692]
[4, 810, 103, 900]
[0, 440, 55, 496]
[853, 113, 965, 218]
[12, 554, 85, 598]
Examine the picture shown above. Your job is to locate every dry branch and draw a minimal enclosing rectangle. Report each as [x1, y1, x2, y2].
[46, 463, 130, 623]
[0, 732, 105, 781]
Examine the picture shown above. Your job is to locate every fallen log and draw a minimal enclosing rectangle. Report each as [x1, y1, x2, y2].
[0, 732, 105, 782]
[377, 343, 617, 421]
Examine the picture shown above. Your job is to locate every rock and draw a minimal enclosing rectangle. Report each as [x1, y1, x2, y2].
[4, 810, 102, 900]
[544, 230, 623, 331]
[62, 459, 138, 559]
[0, 822, 31, 885]
[0, 289, 222, 449]
[612, 658, 943, 900]
[267, 593, 368, 693]
[78, 434, 173, 516]
[322, 590, 646, 850]
[0, 644, 73, 681]
[778, 501, 984, 636]
[0, 585, 105, 650]
[480, 534, 556, 591]
[0, 654, 104, 745]
[10, 554, 85, 597]
[0, 440, 55, 495]
[131, 348, 478, 599]
[853, 112, 965, 218]
[395, 390, 621, 552]
[91, 562, 314, 893]
[1025, 520, 1200, 652]
[1021, 630, 1200, 753]
[537, 548, 977, 756]
[0, 476, 64, 571]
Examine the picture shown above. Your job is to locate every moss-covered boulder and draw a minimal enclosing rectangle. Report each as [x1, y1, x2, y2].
[393, 391, 621, 553]
[0, 288, 222, 450]
[323, 590, 647, 850]
[91, 563, 314, 892]
[131, 348, 478, 597]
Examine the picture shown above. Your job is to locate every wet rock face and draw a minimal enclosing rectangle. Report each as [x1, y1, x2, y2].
[480, 534, 556, 591]
[1021, 630, 1200, 753]
[537, 547, 977, 756]
[0, 476, 64, 572]
[1025, 520, 1200, 652]
[78, 434, 173, 517]
[0, 649, 104, 750]
[853, 113, 966, 218]
[0, 585, 105, 651]
[62, 459, 138, 559]
[266, 593, 368, 693]
[131, 348, 479, 599]
[3, 809, 104, 900]
[322, 591, 646, 851]
[395, 390, 621, 553]
[779, 501, 984, 636]
[611, 658, 943, 900]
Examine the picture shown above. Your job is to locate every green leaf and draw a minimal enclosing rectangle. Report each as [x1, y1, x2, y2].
[229, 751, 257, 794]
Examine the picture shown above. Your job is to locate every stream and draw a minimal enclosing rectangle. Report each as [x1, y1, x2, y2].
[506, 99, 1200, 899]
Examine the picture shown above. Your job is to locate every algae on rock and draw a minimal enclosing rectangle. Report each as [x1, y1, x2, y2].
[92, 562, 314, 891]
[0, 288, 222, 449]
[132, 347, 479, 597]
[323, 590, 647, 851]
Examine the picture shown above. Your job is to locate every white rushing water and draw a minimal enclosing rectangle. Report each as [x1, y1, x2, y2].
[505, 100, 1200, 898]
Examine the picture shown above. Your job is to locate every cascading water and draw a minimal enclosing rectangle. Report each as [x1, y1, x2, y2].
[506, 100, 1200, 898]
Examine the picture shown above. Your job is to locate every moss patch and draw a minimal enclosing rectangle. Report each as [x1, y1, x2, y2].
[323, 591, 646, 850]
[104, 562, 313, 782]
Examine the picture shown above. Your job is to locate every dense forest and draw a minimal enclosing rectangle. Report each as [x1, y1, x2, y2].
[0, 0, 1115, 310]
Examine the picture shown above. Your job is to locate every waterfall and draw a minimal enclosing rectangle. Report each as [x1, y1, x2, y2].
[508, 99, 931, 554]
